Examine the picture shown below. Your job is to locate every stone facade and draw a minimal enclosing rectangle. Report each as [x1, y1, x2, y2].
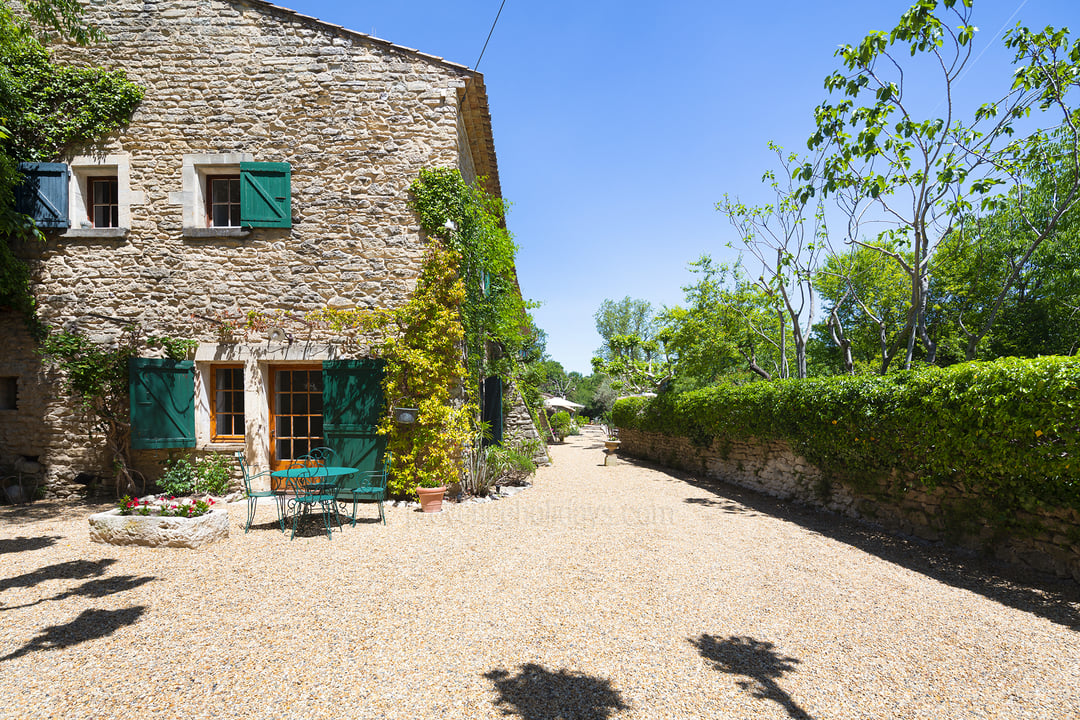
[619, 428, 1080, 584]
[0, 0, 539, 496]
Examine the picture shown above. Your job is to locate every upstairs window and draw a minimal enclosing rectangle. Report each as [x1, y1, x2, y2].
[180, 154, 291, 234]
[207, 176, 241, 227]
[89, 177, 120, 228]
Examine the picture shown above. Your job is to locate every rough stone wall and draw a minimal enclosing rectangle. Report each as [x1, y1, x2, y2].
[619, 428, 1080, 584]
[3, 0, 493, 494]
[504, 384, 549, 465]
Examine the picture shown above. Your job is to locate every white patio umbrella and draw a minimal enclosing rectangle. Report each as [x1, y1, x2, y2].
[544, 397, 585, 412]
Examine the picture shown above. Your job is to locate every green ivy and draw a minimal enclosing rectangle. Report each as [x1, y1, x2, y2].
[613, 356, 1080, 518]
[0, 2, 143, 315]
[408, 168, 535, 395]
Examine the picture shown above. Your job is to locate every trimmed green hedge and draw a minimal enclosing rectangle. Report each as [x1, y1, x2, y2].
[613, 356, 1080, 512]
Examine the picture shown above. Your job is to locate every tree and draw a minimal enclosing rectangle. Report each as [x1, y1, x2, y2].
[814, 244, 911, 374]
[720, 144, 827, 379]
[593, 296, 655, 361]
[805, 0, 1080, 370]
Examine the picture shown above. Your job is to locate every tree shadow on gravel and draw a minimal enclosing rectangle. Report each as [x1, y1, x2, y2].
[485, 663, 628, 719]
[0, 558, 117, 594]
[626, 457, 1080, 630]
[0, 498, 113, 527]
[1, 574, 155, 611]
[0, 536, 62, 554]
[692, 634, 814, 720]
[1, 606, 146, 662]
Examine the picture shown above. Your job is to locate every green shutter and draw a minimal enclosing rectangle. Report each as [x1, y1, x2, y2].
[322, 359, 385, 474]
[129, 358, 196, 449]
[16, 162, 69, 229]
[240, 161, 291, 228]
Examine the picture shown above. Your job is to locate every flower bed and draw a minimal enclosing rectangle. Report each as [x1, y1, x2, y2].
[89, 495, 229, 548]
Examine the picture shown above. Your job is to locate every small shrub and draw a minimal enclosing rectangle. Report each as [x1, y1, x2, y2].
[551, 411, 572, 442]
[156, 453, 233, 496]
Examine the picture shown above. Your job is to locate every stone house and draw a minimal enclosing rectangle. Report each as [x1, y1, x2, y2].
[0, 0, 536, 497]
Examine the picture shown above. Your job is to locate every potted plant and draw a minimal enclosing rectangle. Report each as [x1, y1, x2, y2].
[551, 411, 572, 443]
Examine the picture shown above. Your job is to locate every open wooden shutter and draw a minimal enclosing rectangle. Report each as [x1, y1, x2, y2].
[15, 162, 69, 229]
[129, 358, 196, 449]
[322, 359, 385, 473]
[240, 161, 291, 228]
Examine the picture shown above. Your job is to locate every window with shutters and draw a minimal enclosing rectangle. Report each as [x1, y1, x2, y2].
[129, 358, 196, 450]
[180, 154, 291, 236]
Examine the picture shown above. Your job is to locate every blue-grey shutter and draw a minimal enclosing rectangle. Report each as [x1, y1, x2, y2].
[239, 162, 291, 228]
[15, 162, 69, 228]
[129, 358, 196, 449]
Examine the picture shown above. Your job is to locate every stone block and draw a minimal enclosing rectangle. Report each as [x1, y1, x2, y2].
[88, 508, 229, 548]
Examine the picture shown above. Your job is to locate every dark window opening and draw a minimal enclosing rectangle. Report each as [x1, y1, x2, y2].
[89, 177, 119, 228]
[0, 377, 18, 410]
[207, 175, 241, 227]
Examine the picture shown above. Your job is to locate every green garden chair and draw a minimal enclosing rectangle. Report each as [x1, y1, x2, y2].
[235, 452, 285, 533]
[285, 455, 342, 540]
[336, 451, 391, 526]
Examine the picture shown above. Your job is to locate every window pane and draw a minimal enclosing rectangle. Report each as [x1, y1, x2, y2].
[109, 206, 119, 227]
[94, 205, 110, 228]
[230, 204, 241, 227]
[310, 416, 323, 438]
[293, 394, 308, 415]
[229, 178, 241, 203]
[276, 439, 289, 461]
[278, 416, 291, 437]
[229, 414, 244, 436]
[278, 393, 291, 414]
[293, 416, 308, 438]
[278, 373, 291, 392]
[310, 393, 323, 414]
[216, 389, 231, 413]
[212, 179, 230, 203]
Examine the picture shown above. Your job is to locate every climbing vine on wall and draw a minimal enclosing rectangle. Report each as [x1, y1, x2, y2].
[0, 2, 143, 316]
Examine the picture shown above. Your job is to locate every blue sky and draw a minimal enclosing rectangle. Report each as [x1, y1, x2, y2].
[286, 0, 1076, 374]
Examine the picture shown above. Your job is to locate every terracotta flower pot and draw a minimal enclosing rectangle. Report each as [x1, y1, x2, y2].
[417, 486, 447, 513]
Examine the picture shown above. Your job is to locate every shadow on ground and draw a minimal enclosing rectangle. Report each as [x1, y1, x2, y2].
[1, 606, 146, 662]
[627, 457, 1080, 630]
[2, 574, 155, 611]
[692, 633, 814, 720]
[0, 558, 117, 594]
[0, 536, 63, 554]
[0, 498, 113, 527]
[484, 663, 628, 719]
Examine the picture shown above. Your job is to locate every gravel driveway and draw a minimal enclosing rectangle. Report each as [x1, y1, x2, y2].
[2, 427, 1078, 719]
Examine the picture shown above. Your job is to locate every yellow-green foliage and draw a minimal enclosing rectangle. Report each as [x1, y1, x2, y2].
[316, 244, 473, 496]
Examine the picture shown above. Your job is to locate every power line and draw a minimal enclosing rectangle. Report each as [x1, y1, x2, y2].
[474, 0, 507, 71]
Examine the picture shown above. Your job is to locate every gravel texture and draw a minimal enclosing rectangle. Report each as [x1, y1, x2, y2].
[2, 426, 1078, 719]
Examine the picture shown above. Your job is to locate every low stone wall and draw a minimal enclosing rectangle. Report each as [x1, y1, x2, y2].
[619, 428, 1080, 583]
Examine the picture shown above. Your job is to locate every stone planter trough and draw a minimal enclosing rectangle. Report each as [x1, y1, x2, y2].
[88, 508, 229, 548]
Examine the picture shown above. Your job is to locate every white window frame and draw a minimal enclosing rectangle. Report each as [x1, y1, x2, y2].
[178, 153, 253, 236]
[66, 153, 135, 236]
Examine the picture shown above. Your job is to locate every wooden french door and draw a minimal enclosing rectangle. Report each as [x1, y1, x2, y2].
[269, 366, 324, 475]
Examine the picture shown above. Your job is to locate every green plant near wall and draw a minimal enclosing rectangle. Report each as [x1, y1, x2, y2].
[613, 355, 1080, 530]
[40, 327, 195, 497]
[0, 1, 143, 317]
[314, 243, 473, 497]
[408, 168, 535, 397]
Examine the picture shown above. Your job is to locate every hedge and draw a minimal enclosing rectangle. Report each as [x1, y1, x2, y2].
[612, 356, 1080, 513]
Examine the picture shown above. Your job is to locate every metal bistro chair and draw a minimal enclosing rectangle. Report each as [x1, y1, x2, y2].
[336, 451, 392, 526]
[235, 452, 285, 533]
[285, 454, 342, 540]
[308, 446, 336, 465]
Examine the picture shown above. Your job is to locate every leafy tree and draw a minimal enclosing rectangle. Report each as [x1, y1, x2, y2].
[804, 0, 1080, 370]
[593, 296, 655, 361]
[719, 144, 827, 379]
[814, 244, 911, 374]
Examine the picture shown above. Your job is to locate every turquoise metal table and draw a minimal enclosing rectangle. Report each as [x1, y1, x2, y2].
[271, 466, 358, 539]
